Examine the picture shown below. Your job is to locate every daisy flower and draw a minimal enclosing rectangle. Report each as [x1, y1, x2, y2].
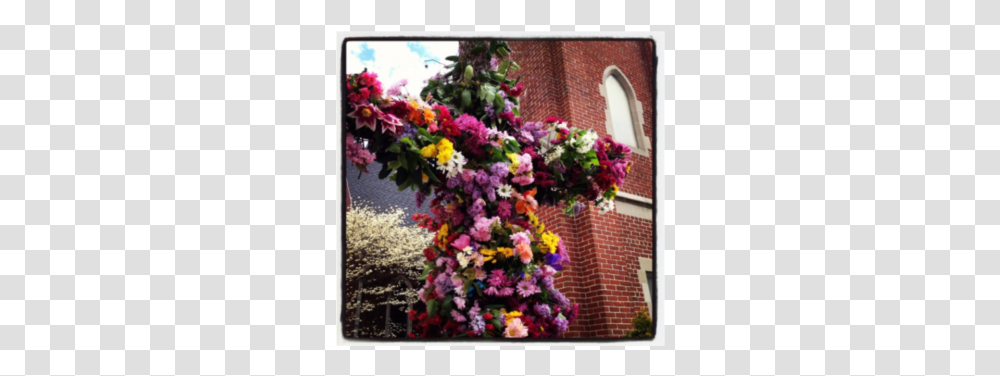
[496, 184, 514, 198]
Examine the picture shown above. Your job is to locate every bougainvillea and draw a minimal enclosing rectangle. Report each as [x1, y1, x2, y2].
[345, 40, 632, 338]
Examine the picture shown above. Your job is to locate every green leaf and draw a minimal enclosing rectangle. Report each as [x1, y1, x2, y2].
[427, 299, 439, 317]
[378, 162, 391, 180]
[387, 143, 400, 153]
[491, 319, 503, 329]
[387, 160, 401, 170]
[445, 55, 459, 62]
[462, 89, 472, 107]
[395, 168, 409, 186]
[499, 60, 510, 75]
[424, 166, 441, 184]
[441, 298, 455, 317]
[417, 126, 432, 140]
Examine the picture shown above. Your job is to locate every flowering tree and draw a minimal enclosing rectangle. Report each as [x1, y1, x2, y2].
[344, 40, 633, 338]
[344, 203, 435, 338]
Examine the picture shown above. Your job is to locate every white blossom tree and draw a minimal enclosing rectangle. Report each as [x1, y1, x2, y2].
[344, 202, 433, 338]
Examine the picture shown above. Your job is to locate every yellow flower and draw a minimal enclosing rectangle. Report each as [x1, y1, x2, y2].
[505, 310, 523, 326]
[422, 173, 429, 183]
[437, 224, 449, 244]
[421, 144, 438, 158]
[436, 139, 454, 164]
[610, 184, 619, 195]
[497, 247, 514, 259]
[541, 231, 560, 254]
[527, 212, 539, 228]
[480, 248, 496, 262]
[507, 153, 520, 173]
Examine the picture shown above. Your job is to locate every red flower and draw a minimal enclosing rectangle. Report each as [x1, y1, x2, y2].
[483, 313, 493, 320]
[423, 247, 437, 262]
[486, 324, 494, 331]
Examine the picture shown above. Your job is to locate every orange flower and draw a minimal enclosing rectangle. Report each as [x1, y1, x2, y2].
[422, 108, 436, 124]
[409, 108, 426, 126]
[515, 189, 538, 214]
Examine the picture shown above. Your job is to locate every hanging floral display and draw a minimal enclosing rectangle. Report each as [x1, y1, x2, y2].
[344, 40, 633, 338]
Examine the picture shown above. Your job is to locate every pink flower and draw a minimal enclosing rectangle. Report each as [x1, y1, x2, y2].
[503, 318, 528, 338]
[470, 217, 497, 242]
[381, 113, 402, 135]
[451, 310, 467, 323]
[453, 296, 466, 310]
[516, 243, 532, 264]
[347, 103, 382, 131]
[511, 173, 534, 186]
[517, 279, 540, 297]
[345, 134, 375, 171]
[451, 234, 471, 251]
[510, 231, 531, 247]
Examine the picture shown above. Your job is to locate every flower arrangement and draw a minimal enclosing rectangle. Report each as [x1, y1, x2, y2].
[344, 40, 633, 338]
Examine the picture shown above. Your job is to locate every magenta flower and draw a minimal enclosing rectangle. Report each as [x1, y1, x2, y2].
[347, 103, 382, 132]
[451, 234, 471, 251]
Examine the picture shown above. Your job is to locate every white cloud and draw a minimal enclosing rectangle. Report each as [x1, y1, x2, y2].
[346, 41, 458, 98]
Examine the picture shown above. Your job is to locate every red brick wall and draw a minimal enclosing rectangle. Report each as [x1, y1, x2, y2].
[511, 40, 656, 338]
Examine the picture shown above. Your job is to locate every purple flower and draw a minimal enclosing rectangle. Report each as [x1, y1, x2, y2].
[485, 103, 496, 119]
[553, 317, 569, 334]
[550, 289, 570, 308]
[545, 253, 562, 268]
[490, 163, 510, 178]
[488, 175, 501, 187]
[572, 202, 586, 216]
[467, 199, 484, 219]
[415, 190, 427, 208]
[470, 314, 485, 335]
[397, 122, 418, 140]
[476, 170, 490, 186]
[541, 276, 555, 290]
[446, 176, 460, 189]
[534, 304, 552, 318]
[485, 188, 496, 202]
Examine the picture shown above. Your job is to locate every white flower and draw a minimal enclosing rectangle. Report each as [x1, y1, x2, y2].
[437, 151, 467, 178]
[597, 198, 615, 214]
[545, 145, 564, 164]
[497, 184, 514, 198]
[575, 130, 598, 154]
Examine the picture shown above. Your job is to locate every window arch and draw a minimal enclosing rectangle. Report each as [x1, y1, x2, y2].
[599, 66, 650, 156]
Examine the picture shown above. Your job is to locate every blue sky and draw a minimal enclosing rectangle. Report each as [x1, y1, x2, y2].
[347, 41, 458, 96]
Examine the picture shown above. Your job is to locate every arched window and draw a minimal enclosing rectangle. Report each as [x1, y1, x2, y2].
[600, 66, 650, 156]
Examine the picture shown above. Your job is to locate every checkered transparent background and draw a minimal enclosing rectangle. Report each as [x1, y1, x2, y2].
[1, 0, 999, 375]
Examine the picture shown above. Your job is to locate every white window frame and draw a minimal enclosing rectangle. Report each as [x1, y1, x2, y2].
[599, 66, 652, 157]
[637, 257, 654, 315]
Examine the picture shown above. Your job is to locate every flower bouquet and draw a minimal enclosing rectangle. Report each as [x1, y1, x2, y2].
[344, 40, 632, 338]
